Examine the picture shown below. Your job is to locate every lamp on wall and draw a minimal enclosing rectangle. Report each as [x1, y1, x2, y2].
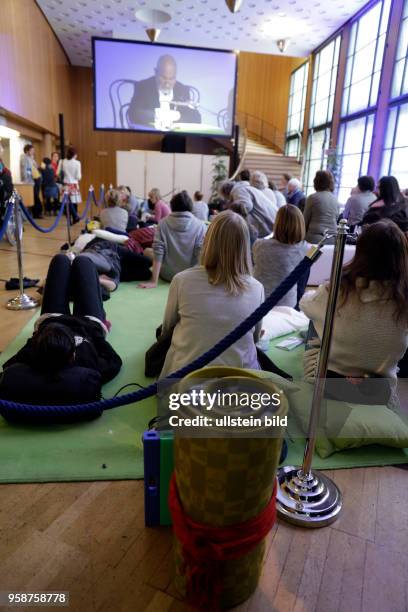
[225, 0, 244, 13]
[135, 8, 172, 43]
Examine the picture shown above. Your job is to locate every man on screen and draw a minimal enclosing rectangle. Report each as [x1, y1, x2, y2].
[128, 55, 202, 129]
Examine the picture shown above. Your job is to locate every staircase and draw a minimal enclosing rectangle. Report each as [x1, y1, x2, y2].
[239, 137, 302, 186]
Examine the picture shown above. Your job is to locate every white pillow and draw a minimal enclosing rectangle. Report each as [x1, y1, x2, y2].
[261, 306, 309, 341]
[92, 228, 129, 244]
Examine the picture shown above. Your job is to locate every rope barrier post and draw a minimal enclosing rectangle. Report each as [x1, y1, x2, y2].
[89, 185, 94, 221]
[64, 191, 73, 250]
[6, 194, 40, 311]
[276, 220, 348, 528]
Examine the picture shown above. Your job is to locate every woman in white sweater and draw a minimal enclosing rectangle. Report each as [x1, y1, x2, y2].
[159, 210, 265, 378]
[57, 146, 82, 224]
[300, 219, 408, 395]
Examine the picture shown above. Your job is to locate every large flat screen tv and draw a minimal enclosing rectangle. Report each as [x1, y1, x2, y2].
[93, 37, 237, 138]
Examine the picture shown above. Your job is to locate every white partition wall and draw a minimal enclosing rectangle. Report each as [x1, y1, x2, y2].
[116, 150, 145, 198]
[146, 152, 174, 199]
[116, 150, 229, 202]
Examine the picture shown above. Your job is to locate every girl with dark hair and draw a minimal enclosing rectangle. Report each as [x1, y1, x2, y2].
[0, 255, 122, 410]
[303, 170, 339, 243]
[361, 176, 408, 232]
[139, 190, 206, 289]
[300, 220, 408, 399]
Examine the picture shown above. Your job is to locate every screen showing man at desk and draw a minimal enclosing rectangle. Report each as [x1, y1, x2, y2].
[93, 38, 237, 137]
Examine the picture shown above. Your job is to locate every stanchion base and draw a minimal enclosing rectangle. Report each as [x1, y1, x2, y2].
[276, 465, 342, 528]
[6, 293, 40, 311]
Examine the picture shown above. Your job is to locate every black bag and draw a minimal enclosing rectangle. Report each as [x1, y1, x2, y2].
[145, 325, 174, 377]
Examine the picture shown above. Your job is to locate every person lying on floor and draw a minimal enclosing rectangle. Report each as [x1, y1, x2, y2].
[158, 210, 265, 378]
[0, 254, 122, 406]
[300, 219, 408, 407]
[139, 190, 206, 289]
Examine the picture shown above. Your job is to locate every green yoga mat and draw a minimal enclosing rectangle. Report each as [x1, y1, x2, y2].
[0, 284, 406, 484]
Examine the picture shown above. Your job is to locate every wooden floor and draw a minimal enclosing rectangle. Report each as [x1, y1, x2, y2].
[0, 220, 407, 612]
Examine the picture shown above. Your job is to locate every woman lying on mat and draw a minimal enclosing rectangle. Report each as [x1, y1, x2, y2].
[300, 219, 408, 404]
[0, 254, 122, 406]
[139, 190, 206, 289]
[158, 210, 265, 378]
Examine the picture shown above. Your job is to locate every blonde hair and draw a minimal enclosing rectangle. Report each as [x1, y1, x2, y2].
[105, 189, 121, 208]
[201, 211, 252, 294]
[274, 204, 305, 244]
[149, 188, 161, 203]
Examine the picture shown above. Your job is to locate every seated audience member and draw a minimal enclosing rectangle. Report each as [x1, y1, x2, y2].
[300, 220, 408, 403]
[279, 173, 292, 199]
[238, 169, 251, 184]
[253, 205, 308, 307]
[286, 178, 306, 210]
[269, 180, 286, 208]
[250, 171, 278, 208]
[116, 185, 138, 231]
[40, 157, 60, 216]
[192, 190, 209, 221]
[139, 190, 206, 288]
[228, 201, 259, 247]
[303, 170, 339, 244]
[343, 175, 376, 229]
[220, 180, 276, 238]
[100, 189, 129, 233]
[159, 211, 265, 378]
[361, 176, 408, 232]
[144, 188, 171, 224]
[0, 255, 122, 406]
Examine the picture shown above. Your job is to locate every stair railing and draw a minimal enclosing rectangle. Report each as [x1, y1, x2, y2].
[236, 111, 286, 153]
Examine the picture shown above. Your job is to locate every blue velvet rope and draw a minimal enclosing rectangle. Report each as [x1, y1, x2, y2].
[20, 195, 68, 233]
[0, 256, 312, 419]
[0, 203, 13, 241]
[77, 190, 92, 222]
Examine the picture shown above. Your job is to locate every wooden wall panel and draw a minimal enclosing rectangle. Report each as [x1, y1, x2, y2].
[0, 0, 73, 138]
[236, 52, 304, 138]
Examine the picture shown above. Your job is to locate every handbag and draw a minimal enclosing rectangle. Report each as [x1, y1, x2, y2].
[145, 325, 174, 377]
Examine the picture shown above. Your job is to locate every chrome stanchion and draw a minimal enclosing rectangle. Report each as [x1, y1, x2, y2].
[276, 220, 348, 527]
[89, 185, 94, 221]
[65, 192, 73, 250]
[6, 193, 40, 311]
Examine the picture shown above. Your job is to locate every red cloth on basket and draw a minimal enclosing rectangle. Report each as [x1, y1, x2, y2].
[169, 473, 277, 610]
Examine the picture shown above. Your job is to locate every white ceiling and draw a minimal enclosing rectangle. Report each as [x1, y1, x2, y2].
[38, 0, 369, 66]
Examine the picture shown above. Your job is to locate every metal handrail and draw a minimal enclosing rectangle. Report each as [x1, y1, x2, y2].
[236, 110, 286, 153]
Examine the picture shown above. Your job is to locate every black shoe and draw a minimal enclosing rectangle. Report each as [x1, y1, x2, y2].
[71, 217, 80, 225]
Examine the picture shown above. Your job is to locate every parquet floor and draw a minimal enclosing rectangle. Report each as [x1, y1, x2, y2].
[0, 220, 407, 612]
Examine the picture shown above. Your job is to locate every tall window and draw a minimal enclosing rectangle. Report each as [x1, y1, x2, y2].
[336, 115, 375, 203]
[391, 0, 408, 99]
[304, 128, 330, 195]
[285, 62, 309, 157]
[342, 0, 391, 116]
[381, 102, 408, 187]
[309, 37, 341, 128]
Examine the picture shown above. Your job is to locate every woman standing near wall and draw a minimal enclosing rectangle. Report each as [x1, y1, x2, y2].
[58, 147, 81, 224]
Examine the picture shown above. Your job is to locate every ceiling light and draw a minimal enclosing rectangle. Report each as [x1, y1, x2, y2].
[225, 0, 244, 13]
[146, 28, 160, 42]
[277, 39, 289, 53]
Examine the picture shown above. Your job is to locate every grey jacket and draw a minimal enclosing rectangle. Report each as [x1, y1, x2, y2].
[253, 238, 309, 307]
[303, 191, 339, 244]
[231, 183, 277, 237]
[153, 211, 207, 281]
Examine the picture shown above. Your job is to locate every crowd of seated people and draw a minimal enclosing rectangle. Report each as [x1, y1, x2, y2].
[1, 163, 408, 415]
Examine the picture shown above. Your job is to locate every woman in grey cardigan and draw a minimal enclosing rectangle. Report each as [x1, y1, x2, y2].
[139, 191, 206, 288]
[253, 205, 309, 308]
[303, 170, 339, 244]
[159, 211, 264, 378]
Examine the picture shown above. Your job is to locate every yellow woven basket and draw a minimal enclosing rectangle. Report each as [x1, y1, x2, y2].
[172, 366, 288, 609]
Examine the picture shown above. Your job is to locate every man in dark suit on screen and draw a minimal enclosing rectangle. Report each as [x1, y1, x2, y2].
[128, 55, 201, 128]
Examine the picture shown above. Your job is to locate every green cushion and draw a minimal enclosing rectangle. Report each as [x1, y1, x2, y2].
[289, 383, 408, 458]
